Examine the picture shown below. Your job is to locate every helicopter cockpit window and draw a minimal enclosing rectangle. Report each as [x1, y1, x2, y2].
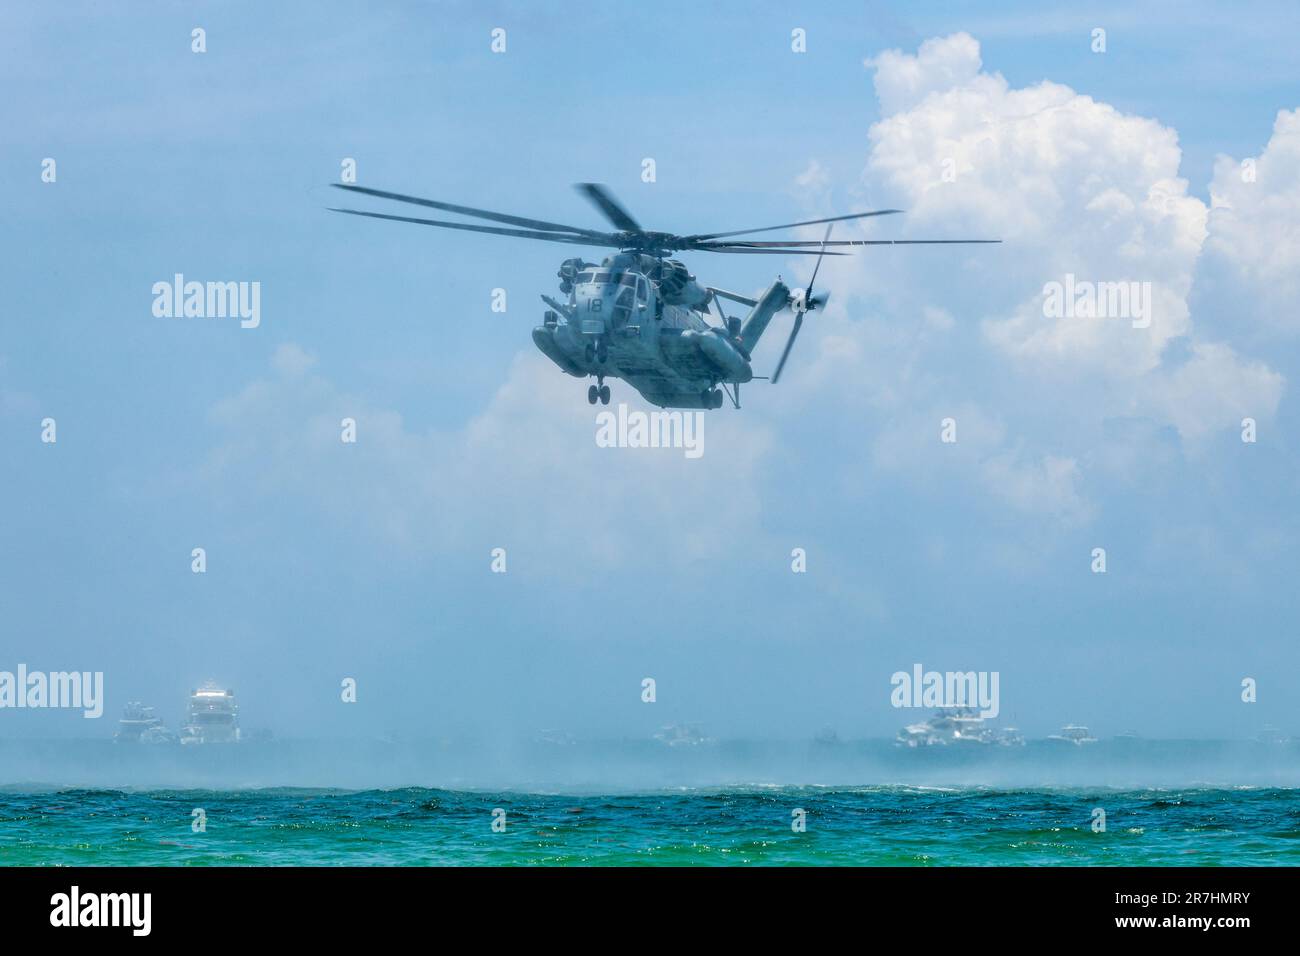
[619, 273, 639, 287]
[576, 272, 594, 284]
[611, 286, 634, 325]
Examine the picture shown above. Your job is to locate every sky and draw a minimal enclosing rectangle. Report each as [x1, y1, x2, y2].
[1, 0, 1298, 744]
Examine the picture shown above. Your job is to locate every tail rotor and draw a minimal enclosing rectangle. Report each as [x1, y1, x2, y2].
[772, 224, 832, 385]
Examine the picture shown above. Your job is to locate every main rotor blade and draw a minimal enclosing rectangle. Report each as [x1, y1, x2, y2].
[694, 238, 1001, 248]
[691, 245, 848, 255]
[771, 312, 804, 385]
[328, 208, 616, 247]
[332, 184, 613, 240]
[840, 238, 1002, 245]
[684, 209, 902, 242]
[575, 183, 642, 232]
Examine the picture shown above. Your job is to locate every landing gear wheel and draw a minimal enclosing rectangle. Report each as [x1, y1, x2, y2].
[599, 384, 611, 405]
[597, 343, 608, 364]
[587, 385, 599, 405]
[712, 389, 723, 409]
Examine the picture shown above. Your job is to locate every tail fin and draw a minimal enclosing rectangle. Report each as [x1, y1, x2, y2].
[738, 280, 790, 354]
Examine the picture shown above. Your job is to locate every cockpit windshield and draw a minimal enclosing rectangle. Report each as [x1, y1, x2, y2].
[587, 271, 642, 287]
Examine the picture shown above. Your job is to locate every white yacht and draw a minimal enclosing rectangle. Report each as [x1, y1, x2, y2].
[115, 702, 177, 744]
[180, 682, 241, 744]
[1047, 724, 1098, 745]
[896, 707, 1024, 747]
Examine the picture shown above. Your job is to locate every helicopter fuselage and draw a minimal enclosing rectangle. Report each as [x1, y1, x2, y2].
[533, 252, 785, 410]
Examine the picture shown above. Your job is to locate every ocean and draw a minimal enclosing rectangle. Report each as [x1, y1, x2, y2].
[3, 785, 1298, 866]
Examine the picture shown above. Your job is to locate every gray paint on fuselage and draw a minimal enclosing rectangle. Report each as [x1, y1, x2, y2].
[535, 262, 735, 408]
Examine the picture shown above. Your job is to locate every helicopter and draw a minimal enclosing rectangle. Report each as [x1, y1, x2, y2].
[329, 183, 998, 410]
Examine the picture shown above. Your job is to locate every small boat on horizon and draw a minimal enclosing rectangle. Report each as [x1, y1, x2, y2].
[114, 701, 178, 744]
[1047, 724, 1098, 745]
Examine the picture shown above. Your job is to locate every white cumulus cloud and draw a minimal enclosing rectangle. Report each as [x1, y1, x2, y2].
[1198, 108, 1300, 336]
[801, 33, 1285, 469]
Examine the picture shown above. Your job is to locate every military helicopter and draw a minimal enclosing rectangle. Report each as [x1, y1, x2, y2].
[329, 183, 998, 409]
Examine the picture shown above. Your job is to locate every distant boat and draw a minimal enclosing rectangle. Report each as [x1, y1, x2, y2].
[180, 682, 241, 745]
[114, 701, 177, 744]
[895, 707, 1024, 748]
[533, 728, 576, 747]
[1047, 724, 1098, 745]
[654, 723, 712, 747]
[1255, 725, 1290, 746]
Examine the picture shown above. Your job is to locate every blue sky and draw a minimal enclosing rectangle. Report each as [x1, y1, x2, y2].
[2, 1, 1298, 743]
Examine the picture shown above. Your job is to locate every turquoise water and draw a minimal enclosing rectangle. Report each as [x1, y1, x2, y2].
[3, 786, 1298, 865]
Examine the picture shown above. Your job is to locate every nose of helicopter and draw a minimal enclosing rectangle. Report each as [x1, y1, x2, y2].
[573, 286, 615, 337]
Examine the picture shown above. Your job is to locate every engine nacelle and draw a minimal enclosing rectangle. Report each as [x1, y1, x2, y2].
[654, 259, 711, 309]
[556, 257, 589, 295]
